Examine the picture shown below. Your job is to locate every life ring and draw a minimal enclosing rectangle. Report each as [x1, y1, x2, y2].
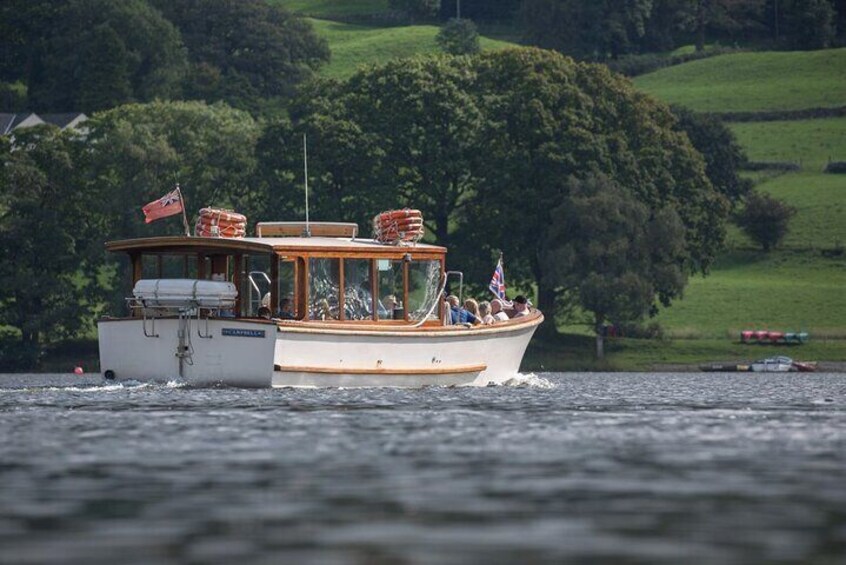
[198, 207, 247, 223]
[196, 217, 246, 230]
[376, 209, 422, 222]
[195, 226, 246, 238]
[379, 219, 423, 230]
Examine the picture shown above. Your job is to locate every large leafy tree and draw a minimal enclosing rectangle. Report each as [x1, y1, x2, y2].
[150, 0, 329, 111]
[86, 100, 262, 242]
[542, 175, 688, 357]
[0, 126, 103, 368]
[265, 57, 486, 244]
[25, 0, 187, 112]
[463, 49, 725, 319]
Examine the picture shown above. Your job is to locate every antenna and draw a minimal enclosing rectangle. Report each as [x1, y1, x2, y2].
[303, 133, 311, 238]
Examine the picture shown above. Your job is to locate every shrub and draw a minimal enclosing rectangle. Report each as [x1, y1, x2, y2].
[436, 18, 480, 55]
[824, 161, 846, 174]
[742, 161, 802, 172]
[735, 192, 797, 251]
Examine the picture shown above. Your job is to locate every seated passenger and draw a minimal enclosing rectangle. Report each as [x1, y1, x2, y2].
[277, 297, 296, 319]
[464, 298, 482, 325]
[490, 299, 510, 322]
[257, 306, 272, 319]
[446, 295, 478, 325]
[512, 295, 530, 317]
[478, 300, 495, 325]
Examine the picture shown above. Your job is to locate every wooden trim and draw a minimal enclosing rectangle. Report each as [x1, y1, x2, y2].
[402, 260, 410, 322]
[338, 258, 345, 321]
[370, 258, 378, 322]
[233, 254, 243, 315]
[270, 255, 279, 315]
[274, 363, 486, 375]
[107, 236, 273, 254]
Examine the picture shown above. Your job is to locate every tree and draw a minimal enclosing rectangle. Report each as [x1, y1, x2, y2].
[736, 191, 796, 251]
[26, 0, 187, 112]
[0, 126, 102, 368]
[151, 0, 329, 111]
[464, 49, 725, 319]
[84, 100, 262, 312]
[389, 0, 442, 20]
[542, 176, 688, 357]
[672, 106, 752, 208]
[437, 18, 481, 54]
[782, 0, 836, 48]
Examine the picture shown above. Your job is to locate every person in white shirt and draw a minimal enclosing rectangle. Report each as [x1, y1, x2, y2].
[478, 301, 495, 325]
[491, 299, 510, 322]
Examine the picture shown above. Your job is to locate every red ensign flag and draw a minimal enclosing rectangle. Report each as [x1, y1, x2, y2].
[142, 189, 183, 224]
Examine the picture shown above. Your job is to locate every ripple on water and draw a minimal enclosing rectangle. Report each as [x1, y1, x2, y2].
[0, 371, 844, 564]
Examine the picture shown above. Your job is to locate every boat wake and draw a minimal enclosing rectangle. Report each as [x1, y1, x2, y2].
[477, 372, 556, 389]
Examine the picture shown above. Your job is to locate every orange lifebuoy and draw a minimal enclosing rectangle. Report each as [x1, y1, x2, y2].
[377, 209, 422, 222]
[196, 217, 246, 231]
[198, 207, 247, 223]
[195, 225, 246, 238]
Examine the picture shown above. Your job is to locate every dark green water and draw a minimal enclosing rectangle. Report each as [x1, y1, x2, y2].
[1, 372, 844, 564]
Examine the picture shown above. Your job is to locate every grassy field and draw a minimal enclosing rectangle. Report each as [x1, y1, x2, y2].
[634, 48, 846, 112]
[731, 117, 846, 170]
[271, 0, 388, 17]
[308, 18, 515, 79]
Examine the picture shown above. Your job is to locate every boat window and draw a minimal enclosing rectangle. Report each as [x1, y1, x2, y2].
[408, 260, 441, 321]
[309, 258, 340, 320]
[343, 259, 372, 320]
[162, 255, 198, 278]
[243, 254, 271, 317]
[376, 259, 403, 320]
[278, 258, 296, 318]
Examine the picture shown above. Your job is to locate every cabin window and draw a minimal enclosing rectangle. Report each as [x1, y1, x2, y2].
[376, 259, 404, 320]
[242, 254, 272, 317]
[309, 258, 340, 320]
[408, 260, 441, 321]
[278, 258, 296, 318]
[343, 259, 372, 320]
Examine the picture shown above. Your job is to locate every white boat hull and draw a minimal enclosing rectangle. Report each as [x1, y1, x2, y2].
[98, 314, 542, 388]
[98, 318, 276, 387]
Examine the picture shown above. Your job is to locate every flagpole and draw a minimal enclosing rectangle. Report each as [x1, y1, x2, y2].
[176, 183, 190, 237]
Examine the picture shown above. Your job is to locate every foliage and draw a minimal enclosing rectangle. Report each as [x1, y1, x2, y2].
[150, 0, 329, 112]
[824, 161, 846, 173]
[0, 81, 27, 112]
[437, 18, 481, 54]
[783, 0, 837, 48]
[85, 100, 262, 243]
[22, 0, 187, 113]
[672, 106, 752, 206]
[388, 0, 441, 20]
[541, 175, 689, 356]
[736, 191, 797, 250]
[0, 126, 103, 369]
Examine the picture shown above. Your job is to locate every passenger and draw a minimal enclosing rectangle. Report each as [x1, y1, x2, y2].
[383, 294, 399, 319]
[278, 297, 296, 319]
[464, 298, 482, 325]
[490, 299, 510, 322]
[478, 300, 495, 325]
[446, 295, 478, 325]
[257, 306, 272, 319]
[512, 295, 530, 317]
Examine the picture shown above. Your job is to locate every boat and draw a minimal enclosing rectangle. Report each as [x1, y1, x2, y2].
[750, 356, 795, 372]
[97, 221, 543, 387]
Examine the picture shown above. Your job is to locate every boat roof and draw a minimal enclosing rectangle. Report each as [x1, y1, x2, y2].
[105, 236, 447, 256]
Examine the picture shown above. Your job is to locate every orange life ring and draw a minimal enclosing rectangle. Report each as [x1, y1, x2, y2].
[380, 218, 423, 229]
[376, 209, 422, 223]
[196, 217, 246, 230]
[195, 225, 246, 238]
[198, 207, 247, 223]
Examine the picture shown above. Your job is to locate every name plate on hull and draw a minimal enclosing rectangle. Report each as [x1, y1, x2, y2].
[222, 328, 266, 338]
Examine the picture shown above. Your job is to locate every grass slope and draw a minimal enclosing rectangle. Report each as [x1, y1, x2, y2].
[731, 117, 846, 171]
[309, 18, 515, 79]
[271, 0, 389, 17]
[634, 48, 846, 112]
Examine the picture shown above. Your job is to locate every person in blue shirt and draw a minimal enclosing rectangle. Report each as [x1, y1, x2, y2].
[445, 295, 478, 325]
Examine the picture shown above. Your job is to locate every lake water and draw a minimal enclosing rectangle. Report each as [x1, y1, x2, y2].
[1, 372, 844, 564]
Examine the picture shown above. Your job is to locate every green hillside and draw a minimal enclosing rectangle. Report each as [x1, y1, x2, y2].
[634, 48, 846, 112]
[309, 18, 515, 79]
[271, 0, 388, 17]
[731, 117, 846, 170]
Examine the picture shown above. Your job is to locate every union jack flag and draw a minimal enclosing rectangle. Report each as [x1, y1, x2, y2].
[489, 257, 506, 300]
[142, 188, 183, 224]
